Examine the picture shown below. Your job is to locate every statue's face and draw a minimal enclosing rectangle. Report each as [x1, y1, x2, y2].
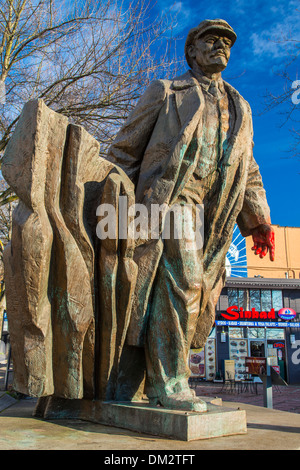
[188, 32, 232, 74]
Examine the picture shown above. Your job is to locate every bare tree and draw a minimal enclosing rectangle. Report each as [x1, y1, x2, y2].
[0, 0, 179, 151]
[0, 177, 16, 279]
[0, 0, 180, 243]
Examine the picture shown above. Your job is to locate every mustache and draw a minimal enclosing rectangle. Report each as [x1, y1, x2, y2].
[211, 49, 227, 57]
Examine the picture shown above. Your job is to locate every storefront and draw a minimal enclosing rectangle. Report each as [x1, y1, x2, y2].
[189, 277, 300, 384]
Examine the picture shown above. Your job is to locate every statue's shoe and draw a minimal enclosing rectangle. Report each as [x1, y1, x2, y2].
[150, 391, 207, 413]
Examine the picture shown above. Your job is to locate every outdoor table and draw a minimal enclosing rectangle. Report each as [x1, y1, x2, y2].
[238, 379, 258, 394]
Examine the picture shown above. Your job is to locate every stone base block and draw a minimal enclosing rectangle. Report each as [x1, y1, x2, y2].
[34, 396, 246, 441]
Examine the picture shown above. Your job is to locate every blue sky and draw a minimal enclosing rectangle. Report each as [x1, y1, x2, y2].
[151, 0, 300, 227]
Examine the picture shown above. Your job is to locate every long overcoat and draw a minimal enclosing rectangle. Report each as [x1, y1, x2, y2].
[107, 70, 271, 349]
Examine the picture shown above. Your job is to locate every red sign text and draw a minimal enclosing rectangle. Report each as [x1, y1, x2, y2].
[221, 306, 276, 321]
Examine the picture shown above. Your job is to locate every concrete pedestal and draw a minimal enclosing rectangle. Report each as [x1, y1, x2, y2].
[34, 396, 247, 441]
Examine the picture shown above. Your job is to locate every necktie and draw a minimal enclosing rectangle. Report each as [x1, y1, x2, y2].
[209, 80, 222, 98]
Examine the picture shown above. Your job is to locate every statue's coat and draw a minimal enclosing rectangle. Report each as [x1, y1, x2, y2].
[107, 71, 271, 348]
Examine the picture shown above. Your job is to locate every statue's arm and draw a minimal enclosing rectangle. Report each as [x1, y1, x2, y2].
[237, 149, 271, 238]
[237, 144, 275, 261]
[107, 79, 167, 185]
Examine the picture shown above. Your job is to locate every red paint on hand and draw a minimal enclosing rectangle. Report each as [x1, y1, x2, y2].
[251, 224, 275, 262]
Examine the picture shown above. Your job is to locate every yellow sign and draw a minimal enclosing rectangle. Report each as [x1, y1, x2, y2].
[224, 359, 235, 380]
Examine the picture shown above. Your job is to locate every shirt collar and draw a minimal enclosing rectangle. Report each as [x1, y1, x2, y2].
[191, 69, 225, 96]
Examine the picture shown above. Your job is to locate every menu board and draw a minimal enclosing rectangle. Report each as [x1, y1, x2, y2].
[189, 348, 205, 377]
[229, 338, 248, 381]
[205, 338, 216, 381]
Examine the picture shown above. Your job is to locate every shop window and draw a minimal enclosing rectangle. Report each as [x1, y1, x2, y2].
[272, 290, 283, 310]
[229, 327, 244, 338]
[249, 289, 260, 310]
[248, 289, 283, 311]
[228, 288, 238, 306]
[238, 288, 248, 309]
[261, 289, 272, 311]
[227, 288, 283, 315]
[266, 328, 285, 340]
[247, 327, 266, 339]
[228, 288, 249, 309]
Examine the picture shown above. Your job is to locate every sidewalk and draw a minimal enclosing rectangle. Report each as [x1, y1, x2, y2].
[194, 381, 300, 414]
[0, 360, 300, 450]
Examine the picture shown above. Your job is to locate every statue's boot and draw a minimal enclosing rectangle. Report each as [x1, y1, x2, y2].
[149, 389, 207, 413]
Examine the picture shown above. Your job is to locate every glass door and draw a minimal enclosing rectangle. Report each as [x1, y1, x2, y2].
[267, 339, 287, 380]
[250, 340, 265, 357]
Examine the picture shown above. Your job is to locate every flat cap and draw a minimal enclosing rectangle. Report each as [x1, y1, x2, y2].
[185, 19, 237, 67]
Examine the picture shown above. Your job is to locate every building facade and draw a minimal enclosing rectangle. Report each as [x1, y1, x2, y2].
[189, 225, 300, 385]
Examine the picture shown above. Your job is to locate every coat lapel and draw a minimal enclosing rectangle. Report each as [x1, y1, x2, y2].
[221, 81, 250, 168]
[171, 74, 250, 202]
[168, 72, 204, 202]
[147, 72, 251, 208]
[172, 72, 203, 128]
[146, 72, 204, 207]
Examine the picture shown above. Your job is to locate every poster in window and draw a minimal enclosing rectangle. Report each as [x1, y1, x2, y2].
[229, 338, 248, 380]
[0, 309, 4, 358]
[224, 360, 235, 380]
[189, 349, 205, 377]
[205, 338, 216, 381]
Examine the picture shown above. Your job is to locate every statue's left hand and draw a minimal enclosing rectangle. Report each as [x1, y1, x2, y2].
[251, 224, 275, 261]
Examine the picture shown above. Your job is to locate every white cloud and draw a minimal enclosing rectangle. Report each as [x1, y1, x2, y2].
[157, 0, 193, 33]
[250, 2, 300, 59]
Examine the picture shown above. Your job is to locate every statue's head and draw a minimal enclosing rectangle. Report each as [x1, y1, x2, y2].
[185, 19, 237, 75]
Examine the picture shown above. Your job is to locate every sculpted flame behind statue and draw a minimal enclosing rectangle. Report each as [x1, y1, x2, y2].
[2, 19, 274, 414]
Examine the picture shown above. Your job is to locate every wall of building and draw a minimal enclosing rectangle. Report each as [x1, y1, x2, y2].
[189, 225, 300, 384]
[245, 225, 300, 279]
[216, 279, 300, 384]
